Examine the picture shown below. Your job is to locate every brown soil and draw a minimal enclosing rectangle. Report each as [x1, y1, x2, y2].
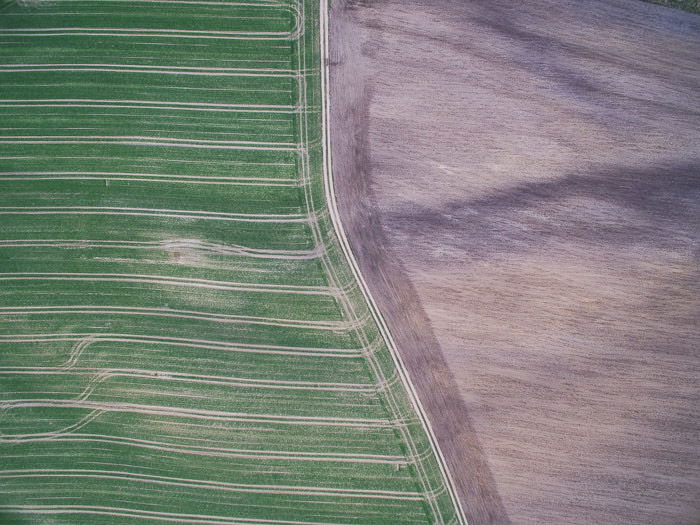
[328, 0, 700, 524]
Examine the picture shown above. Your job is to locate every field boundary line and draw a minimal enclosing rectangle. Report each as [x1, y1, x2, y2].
[318, 1, 467, 522]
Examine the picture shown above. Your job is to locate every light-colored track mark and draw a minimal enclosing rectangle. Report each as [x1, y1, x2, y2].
[0, 273, 336, 296]
[0, 333, 362, 358]
[0, 505, 347, 525]
[0, 206, 310, 223]
[0, 172, 299, 186]
[0, 469, 423, 500]
[0, 399, 398, 428]
[0, 239, 326, 260]
[0, 306, 365, 331]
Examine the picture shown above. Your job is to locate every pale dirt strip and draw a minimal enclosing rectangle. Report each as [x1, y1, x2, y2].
[66, 0, 290, 4]
[0, 399, 398, 428]
[0, 0, 304, 42]
[0, 64, 304, 77]
[0, 505, 349, 525]
[0, 206, 310, 223]
[0, 239, 325, 260]
[17, 0, 293, 5]
[1, 335, 395, 394]
[0, 136, 297, 150]
[0, 172, 298, 186]
[0, 369, 375, 393]
[0, 141, 296, 150]
[318, 0, 467, 522]
[0, 273, 336, 296]
[0, 432, 407, 465]
[0, 306, 366, 331]
[1, 157, 297, 169]
[0, 156, 296, 167]
[0, 26, 303, 43]
[0, 136, 294, 145]
[1, 408, 105, 440]
[0, 31, 298, 41]
[0, 469, 422, 500]
[0, 129, 295, 140]
[0, 333, 364, 359]
[295, 6, 447, 520]
[0, 99, 300, 113]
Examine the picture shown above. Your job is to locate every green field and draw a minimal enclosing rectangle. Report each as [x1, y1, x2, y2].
[641, 0, 700, 14]
[0, 1, 462, 523]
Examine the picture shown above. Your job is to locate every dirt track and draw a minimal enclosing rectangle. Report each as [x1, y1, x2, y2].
[328, 0, 700, 523]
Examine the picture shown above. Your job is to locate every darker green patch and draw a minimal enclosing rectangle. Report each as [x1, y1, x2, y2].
[640, 0, 700, 14]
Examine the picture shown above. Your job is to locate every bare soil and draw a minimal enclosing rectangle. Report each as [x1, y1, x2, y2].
[328, 0, 700, 524]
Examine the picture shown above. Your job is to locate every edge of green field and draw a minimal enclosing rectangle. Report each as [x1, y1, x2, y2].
[301, 1, 465, 522]
[640, 0, 700, 14]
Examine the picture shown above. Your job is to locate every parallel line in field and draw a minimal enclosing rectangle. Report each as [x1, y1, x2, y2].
[1, 369, 390, 411]
[0, 239, 325, 260]
[1, 408, 104, 440]
[0, 333, 364, 358]
[0, 156, 298, 167]
[0, 469, 422, 500]
[63, 1, 291, 5]
[0, 433, 405, 464]
[7, 0, 293, 5]
[2, 63, 297, 72]
[0, 134, 295, 144]
[0, 141, 296, 151]
[0, 136, 297, 150]
[0, 273, 335, 296]
[0, 29, 294, 36]
[0, 307, 360, 331]
[0, 0, 304, 41]
[0, 29, 302, 41]
[0, 131, 296, 140]
[0, 99, 299, 113]
[0, 369, 373, 392]
[0, 206, 309, 223]
[0, 400, 396, 427]
[0, 505, 347, 525]
[0, 139, 298, 152]
[0, 172, 298, 186]
[0, 65, 303, 77]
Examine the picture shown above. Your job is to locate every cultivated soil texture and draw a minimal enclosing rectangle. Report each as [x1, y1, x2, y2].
[329, 0, 700, 524]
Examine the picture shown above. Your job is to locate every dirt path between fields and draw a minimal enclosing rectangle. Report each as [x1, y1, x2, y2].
[328, 0, 700, 524]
